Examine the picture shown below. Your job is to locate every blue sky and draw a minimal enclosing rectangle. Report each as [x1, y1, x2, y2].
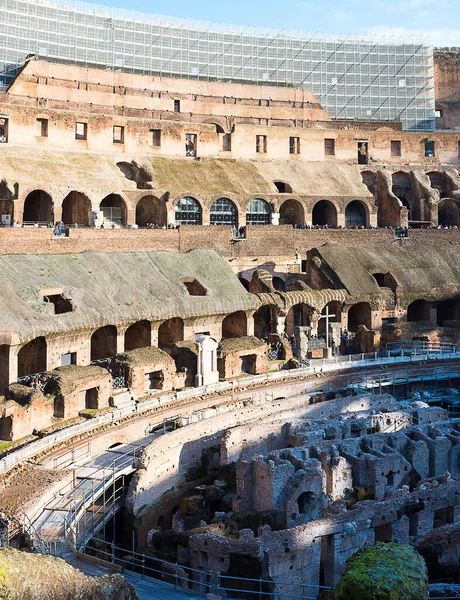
[105, 0, 460, 45]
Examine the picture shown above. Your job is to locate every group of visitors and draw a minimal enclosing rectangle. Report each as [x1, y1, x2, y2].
[144, 222, 179, 229]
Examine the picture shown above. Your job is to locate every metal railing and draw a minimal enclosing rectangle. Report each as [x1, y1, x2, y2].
[70, 536, 330, 600]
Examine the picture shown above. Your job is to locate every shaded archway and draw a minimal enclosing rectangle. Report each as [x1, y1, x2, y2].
[438, 199, 460, 227]
[279, 199, 304, 226]
[427, 172, 449, 198]
[62, 191, 92, 226]
[437, 299, 460, 325]
[312, 200, 337, 227]
[372, 272, 398, 294]
[254, 305, 275, 339]
[100, 194, 127, 227]
[392, 172, 413, 218]
[175, 197, 202, 225]
[361, 171, 376, 196]
[17, 337, 47, 377]
[210, 198, 238, 227]
[91, 326, 117, 361]
[407, 300, 431, 322]
[0, 345, 9, 394]
[136, 196, 167, 227]
[274, 181, 292, 194]
[285, 303, 310, 337]
[238, 277, 250, 291]
[272, 276, 286, 292]
[124, 320, 151, 351]
[246, 198, 271, 225]
[345, 201, 367, 228]
[0, 196, 13, 223]
[158, 317, 184, 352]
[222, 311, 247, 339]
[348, 302, 371, 332]
[23, 190, 54, 224]
[318, 301, 341, 336]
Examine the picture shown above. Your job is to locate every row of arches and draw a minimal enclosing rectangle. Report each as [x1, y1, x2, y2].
[407, 298, 460, 326]
[12, 190, 371, 228]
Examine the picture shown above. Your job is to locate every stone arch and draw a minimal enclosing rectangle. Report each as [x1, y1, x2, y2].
[175, 196, 202, 225]
[254, 305, 275, 339]
[279, 199, 305, 226]
[158, 317, 184, 352]
[90, 325, 117, 361]
[345, 200, 368, 228]
[285, 303, 311, 336]
[272, 276, 286, 292]
[221, 311, 247, 339]
[274, 181, 292, 194]
[23, 190, 54, 224]
[407, 300, 431, 322]
[427, 171, 449, 198]
[318, 301, 341, 336]
[246, 198, 271, 225]
[392, 172, 413, 218]
[361, 171, 377, 196]
[348, 302, 371, 332]
[17, 337, 47, 377]
[135, 195, 166, 227]
[312, 200, 338, 227]
[62, 191, 92, 226]
[438, 199, 460, 227]
[100, 194, 127, 227]
[124, 320, 151, 351]
[437, 299, 460, 325]
[371, 272, 398, 294]
[238, 277, 250, 291]
[210, 198, 238, 227]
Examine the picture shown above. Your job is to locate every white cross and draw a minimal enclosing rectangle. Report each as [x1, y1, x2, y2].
[318, 305, 336, 348]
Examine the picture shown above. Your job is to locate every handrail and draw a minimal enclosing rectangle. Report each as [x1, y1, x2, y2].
[2, 351, 460, 478]
[21, 513, 50, 554]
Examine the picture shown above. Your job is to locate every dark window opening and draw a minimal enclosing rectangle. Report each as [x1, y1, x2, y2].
[240, 354, 257, 374]
[274, 181, 292, 193]
[44, 294, 73, 314]
[174, 99, 180, 112]
[85, 387, 99, 410]
[75, 122, 87, 140]
[186, 133, 197, 157]
[222, 133, 232, 151]
[113, 125, 124, 144]
[0, 117, 8, 143]
[391, 140, 401, 157]
[37, 118, 48, 137]
[151, 129, 161, 147]
[289, 136, 300, 155]
[434, 506, 454, 528]
[256, 134, 267, 153]
[425, 140, 435, 157]
[147, 370, 164, 390]
[324, 138, 335, 156]
[183, 279, 207, 296]
[61, 352, 77, 366]
[358, 141, 369, 165]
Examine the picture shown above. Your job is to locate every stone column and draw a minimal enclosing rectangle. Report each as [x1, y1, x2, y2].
[271, 212, 280, 225]
[8, 346, 18, 385]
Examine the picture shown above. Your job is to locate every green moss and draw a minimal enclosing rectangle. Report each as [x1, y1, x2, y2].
[333, 543, 428, 600]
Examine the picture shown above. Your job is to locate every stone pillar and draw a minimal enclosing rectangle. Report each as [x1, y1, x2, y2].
[271, 212, 280, 225]
[54, 205, 63, 223]
[429, 306, 437, 325]
[8, 346, 18, 385]
[294, 325, 311, 360]
[400, 207, 409, 228]
[310, 311, 320, 337]
[275, 312, 287, 336]
[337, 212, 346, 228]
[116, 327, 126, 354]
[369, 211, 377, 228]
[151, 323, 159, 346]
[246, 313, 255, 337]
[201, 207, 211, 226]
[126, 205, 136, 227]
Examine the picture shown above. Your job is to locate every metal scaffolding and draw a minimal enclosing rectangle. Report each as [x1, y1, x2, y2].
[0, 0, 435, 130]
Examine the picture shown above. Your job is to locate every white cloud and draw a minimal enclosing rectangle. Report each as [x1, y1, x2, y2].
[365, 25, 460, 46]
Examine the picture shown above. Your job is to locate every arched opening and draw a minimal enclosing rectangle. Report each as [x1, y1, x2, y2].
[238, 277, 250, 291]
[274, 181, 292, 194]
[427, 172, 449, 198]
[438, 199, 460, 227]
[254, 305, 275, 339]
[297, 491, 317, 521]
[312, 200, 337, 227]
[372, 272, 398, 293]
[17, 337, 47, 377]
[210, 198, 238, 227]
[437, 299, 460, 325]
[136, 196, 166, 228]
[62, 191, 92, 226]
[285, 304, 310, 337]
[361, 171, 376, 196]
[175, 197, 202, 225]
[246, 198, 271, 225]
[182, 279, 207, 296]
[90, 325, 117, 361]
[124, 320, 151, 351]
[348, 302, 371, 332]
[345, 200, 367, 228]
[222, 311, 247, 339]
[158, 317, 184, 352]
[318, 301, 341, 336]
[279, 199, 304, 227]
[23, 190, 54, 225]
[100, 194, 127, 227]
[272, 276, 286, 292]
[392, 172, 413, 219]
[407, 300, 431, 322]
